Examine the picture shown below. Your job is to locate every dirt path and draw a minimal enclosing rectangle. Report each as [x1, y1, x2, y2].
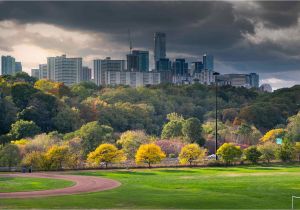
[0, 172, 121, 198]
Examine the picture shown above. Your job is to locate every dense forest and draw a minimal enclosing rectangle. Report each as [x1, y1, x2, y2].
[1, 72, 300, 169]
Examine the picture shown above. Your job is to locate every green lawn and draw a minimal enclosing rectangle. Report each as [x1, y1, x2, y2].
[0, 177, 74, 193]
[1, 165, 300, 209]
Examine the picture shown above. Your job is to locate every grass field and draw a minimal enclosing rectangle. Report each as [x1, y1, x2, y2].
[1, 165, 300, 209]
[0, 177, 74, 193]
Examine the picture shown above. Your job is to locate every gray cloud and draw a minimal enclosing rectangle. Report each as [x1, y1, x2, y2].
[0, 1, 299, 88]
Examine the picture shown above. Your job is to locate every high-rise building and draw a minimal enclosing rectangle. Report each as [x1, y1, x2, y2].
[218, 73, 260, 88]
[127, 50, 149, 72]
[39, 64, 48, 79]
[93, 57, 125, 86]
[191, 61, 204, 74]
[154, 32, 166, 63]
[31, 69, 40, 79]
[15, 62, 22, 73]
[80, 66, 92, 82]
[1, 55, 16, 75]
[47, 55, 82, 86]
[172, 59, 188, 76]
[156, 58, 171, 71]
[203, 54, 214, 71]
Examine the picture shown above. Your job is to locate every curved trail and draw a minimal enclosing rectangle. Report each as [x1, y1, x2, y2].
[0, 173, 121, 198]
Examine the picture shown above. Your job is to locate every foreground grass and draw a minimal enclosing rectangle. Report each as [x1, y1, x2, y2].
[0, 177, 74, 193]
[1, 165, 300, 209]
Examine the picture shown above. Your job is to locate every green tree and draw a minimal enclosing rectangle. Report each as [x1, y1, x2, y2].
[182, 117, 204, 145]
[0, 144, 21, 169]
[257, 142, 278, 163]
[286, 112, 300, 141]
[217, 143, 242, 165]
[244, 146, 261, 164]
[0, 97, 17, 136]
[52, 106, 82, 133]
[117, 130, 150, 159]
[11, 82, 38, 109]
[276, 142, 295, 162]
[9, 120, 41, 139]
[74, 121, 114, 155]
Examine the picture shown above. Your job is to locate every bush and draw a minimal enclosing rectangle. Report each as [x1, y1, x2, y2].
[217, 143, 242, 165]
[244, 146, 261, 164]
[257, 142, 278, 163]
[276, 142, 295, 162]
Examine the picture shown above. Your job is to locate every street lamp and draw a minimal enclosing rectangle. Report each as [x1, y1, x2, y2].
[213, 72, 220, 160]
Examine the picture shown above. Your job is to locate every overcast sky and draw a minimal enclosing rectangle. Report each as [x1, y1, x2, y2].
[0, 1, 300, 89]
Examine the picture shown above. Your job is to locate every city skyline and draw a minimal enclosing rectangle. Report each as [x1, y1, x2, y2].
[0, 2, 300, 89]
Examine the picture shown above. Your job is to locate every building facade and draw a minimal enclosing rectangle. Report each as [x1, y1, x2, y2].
[105, 71, 160, 87]
[1, 56, 15, 75]
[193, 69, 215, 85]
[172, 59, 188, 76]
[218, 73, 259, 88]
[47, 55, 82, 86]
[39, 64, 48, 79]
[93, 57, 125, 86]
[31, 69, 40, 79]
[127, 50, 149, 72]
[80, 66, 92, 82]
[15, 62, 22, 73]
[154, 32, 166, 63]
[203, 54, 214, 71]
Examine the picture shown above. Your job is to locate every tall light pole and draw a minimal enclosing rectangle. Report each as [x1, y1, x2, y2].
[213, 72, 220, 160]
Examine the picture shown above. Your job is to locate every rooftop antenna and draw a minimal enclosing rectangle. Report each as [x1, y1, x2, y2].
[128, 29, 133, 54]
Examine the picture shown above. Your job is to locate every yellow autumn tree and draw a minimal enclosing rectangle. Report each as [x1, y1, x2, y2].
[87, 143, 126, 168]
[45, 145, 70, 170]
[135, 143, 166, 168]
[179, 143, 207, 165]
[260, 128, 285, 142]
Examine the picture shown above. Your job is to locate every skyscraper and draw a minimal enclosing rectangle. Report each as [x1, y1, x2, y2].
[127, 50, 149, 72]
[154, 32, 166, 63]
[94, 57, 125, 86]
[47, 55, 82, 86]
[1, 55, 16, 75]
[203, 54, 214, 71]
[156, 58, 171, 71]
[172, 59, 188, 76]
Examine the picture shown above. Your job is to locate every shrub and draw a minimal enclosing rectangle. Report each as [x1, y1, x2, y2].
[217, 143, 242, 165]
[244, 146, 261, 164]
[257, 142, 278, 163]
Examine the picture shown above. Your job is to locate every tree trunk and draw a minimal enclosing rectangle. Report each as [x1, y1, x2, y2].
[105, 163, 108, 168]
[148, 162, 151, 168]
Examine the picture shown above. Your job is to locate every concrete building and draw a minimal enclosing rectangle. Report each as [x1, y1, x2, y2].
[80, 66, 92, 82]
[127, 50, 149, 72]
[39, 64, 48, 79]
[31, 68, 40, 79]
[172, 59, 188, 76]
[105, 71, 160, 87]
[203, 54, 214, 71]
[93, 57, 125, 86]
[218, 73, 259, 88]
[193, 69, 215, 85]
[47, 55, 82, 86]
[154, 32, 166, 63]
[15, 62, 22, 73]
[156, 58, 171, 71]
[1, 56, 15, 75]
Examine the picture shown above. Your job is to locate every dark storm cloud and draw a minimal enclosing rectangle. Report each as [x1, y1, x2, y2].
[0, 1, 300, 84]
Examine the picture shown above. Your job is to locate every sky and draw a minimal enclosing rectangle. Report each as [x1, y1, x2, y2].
[0, 1, 300, 89]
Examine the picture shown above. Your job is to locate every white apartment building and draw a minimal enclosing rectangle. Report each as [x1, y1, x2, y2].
[39, 64, 48, 79]
[193, 69, 215, 85]
[47, 55, 82, 86]
[31, 69, 40, 79]
[93, 57, 125, 86]
[105, 71, 161, 87]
